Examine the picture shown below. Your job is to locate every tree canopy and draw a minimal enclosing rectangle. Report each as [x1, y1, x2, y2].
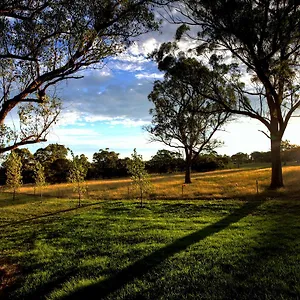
[0, 0, 160, 153]
[147, 57, 231, 183]
[159, 0, 300, 188]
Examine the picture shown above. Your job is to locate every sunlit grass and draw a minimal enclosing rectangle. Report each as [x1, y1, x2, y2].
[1, 165, 300, 298]
[18, 164, 300, 200]
[0, 197, 299, 299]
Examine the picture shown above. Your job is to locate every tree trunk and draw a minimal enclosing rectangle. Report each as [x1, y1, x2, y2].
[184, 154, 192, 184]
[270, 136, 284, 189]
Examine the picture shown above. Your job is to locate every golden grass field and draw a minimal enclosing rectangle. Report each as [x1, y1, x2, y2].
[17, 164, 300, 201]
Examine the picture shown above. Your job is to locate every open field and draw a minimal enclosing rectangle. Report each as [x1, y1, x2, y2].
[1, 165, 300, 299]
[17, 164, 300, 200]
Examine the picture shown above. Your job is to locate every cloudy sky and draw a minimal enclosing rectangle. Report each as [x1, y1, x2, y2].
[24, 16, 300, 161]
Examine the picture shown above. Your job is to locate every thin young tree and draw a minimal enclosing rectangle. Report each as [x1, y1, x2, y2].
[6, 151, 22, 200]
[33, 161, 46, 198]
[68, 150, 87, 206]
[127, 148, 151, 207]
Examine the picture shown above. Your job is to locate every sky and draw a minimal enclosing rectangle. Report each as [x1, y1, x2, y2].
[23, 16, 300, 161]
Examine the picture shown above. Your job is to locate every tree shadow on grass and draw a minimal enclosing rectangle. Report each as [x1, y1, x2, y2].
[62, 199, 265, 300]
[0, 201, 102, 229]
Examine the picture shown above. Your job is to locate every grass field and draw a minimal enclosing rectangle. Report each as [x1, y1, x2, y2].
[18, 164, 300, 200]
[1, 165, 300, 299]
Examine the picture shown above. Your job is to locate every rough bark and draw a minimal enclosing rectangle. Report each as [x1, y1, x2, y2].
[270, 136, 284, 189]
[184, 150, 192, 184]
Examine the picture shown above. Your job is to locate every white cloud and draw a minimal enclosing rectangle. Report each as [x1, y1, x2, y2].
[135, 72, 164, 80]
[84, 115, 126, 123]
[57, 110, 83, 126]
[112, 62, 145, 72]
[109, 119, 149, 127]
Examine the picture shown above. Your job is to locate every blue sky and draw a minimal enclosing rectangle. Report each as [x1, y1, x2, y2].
[24, 19, 300, 161]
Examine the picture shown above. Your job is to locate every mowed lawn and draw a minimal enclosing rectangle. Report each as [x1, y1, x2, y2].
[0, 167, 300, 299]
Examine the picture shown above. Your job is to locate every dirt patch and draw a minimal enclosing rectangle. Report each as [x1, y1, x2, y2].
[0, 260, 20, 297]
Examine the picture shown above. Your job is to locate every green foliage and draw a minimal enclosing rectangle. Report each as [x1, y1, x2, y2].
[34, 144, 68, 165]
[68, 149, 87, 206]
[5, 151, 22, 199]
[231, 152, 250, 166]
[34, 144, 70, 183]
[92, 148, 120, 178]
[163, 0, 300, 188]
[147, 149, 184, 173]
[127, 148, 151, 206]
[147, 57, 231, 183]
[0, 0, 159, 153]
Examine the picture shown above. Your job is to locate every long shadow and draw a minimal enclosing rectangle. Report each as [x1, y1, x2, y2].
[62, 199, 265, 300]
[0, 201, 102, 229]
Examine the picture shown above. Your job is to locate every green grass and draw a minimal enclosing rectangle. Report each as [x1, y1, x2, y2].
[1, 192, 300, 299]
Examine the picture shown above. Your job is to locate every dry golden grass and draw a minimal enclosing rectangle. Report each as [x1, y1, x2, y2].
[19, 165, 300, 200]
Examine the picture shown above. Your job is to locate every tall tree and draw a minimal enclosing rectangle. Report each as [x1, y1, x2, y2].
[6, 151, 22, 200]
[146, 58, 231, 183]
[0, 0, 160, 153]
[164, 0, 300, 188]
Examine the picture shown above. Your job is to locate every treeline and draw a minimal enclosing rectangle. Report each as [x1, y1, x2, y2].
[1, 141, 300, 185]
[0, 144, 229, 185]
[232, 140, 300, 166]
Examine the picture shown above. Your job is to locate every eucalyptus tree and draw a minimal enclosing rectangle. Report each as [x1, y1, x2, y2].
[163, 0, 300, 189]
[0, 0, 160, 153]
[146, 57, 231, 184]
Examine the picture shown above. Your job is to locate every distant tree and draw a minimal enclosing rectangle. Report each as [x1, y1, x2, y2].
[68, 150, 87, 206]
[0, 0, 159, 154]
[49, 158, 71, 184]
[281, 140, 300, 164]
[231, 152, 249, 167]
[163, 0, 300, 188]
[92, 148, 119, 178]
[251, 151, 265, 163]
[34, 144, 70, 183]
[34, 144, 68, 165]
[251, 151, 272, 163]
[33, 161, 46, 197]
[6, 151, 22, 200]
[116, 157, 131, 177]
[147, 149, 184, 173]
[193, 153, 229, 172]
[127, 149, 151, 207]
[146, 58, 231, 184]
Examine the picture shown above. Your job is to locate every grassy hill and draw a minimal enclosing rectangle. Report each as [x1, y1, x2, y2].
[1, 165, 300, 299]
